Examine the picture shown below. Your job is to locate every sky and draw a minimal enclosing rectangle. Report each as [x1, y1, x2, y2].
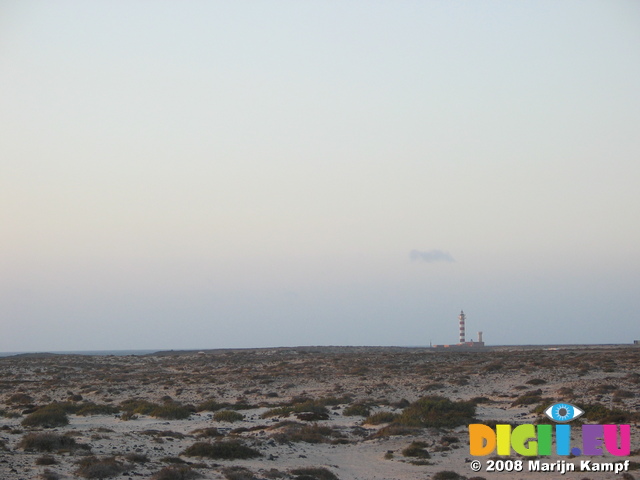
[1, 1, 639, 352]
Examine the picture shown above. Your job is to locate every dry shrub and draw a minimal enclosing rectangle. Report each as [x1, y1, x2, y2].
[271, 422, 341, 444]
[396, 396, 475, 428]
[120, 399, 191, 420]
[7, 393, 34, 405]
[182, 441, 261, 460]
[370, 424, 422, 438]
[36, 455, 57, 465]
[432, 471, 463, 480]
[124, 452, 149, 463]
[22, 404, 69, 428]
[525, 378, 547, 385]
[289, 467, 339, 480]
[192, 427, 223, 438]
[342, 403, 371, 417]
[19, 432, 88, 452]
[510, 390, 543, 407]
[213, 410, 244, 422]
[152, 465, 203, 480]
[261, 406, 293, 419]
[222, 466, 256, 480]
[75, 456, 131, 479]
[402, 441, 430, 459]
[40, 469, 61, 480]
[363, 411, 397, 425]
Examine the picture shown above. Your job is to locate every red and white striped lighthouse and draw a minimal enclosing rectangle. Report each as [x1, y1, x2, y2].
[458, 310, 466, 344]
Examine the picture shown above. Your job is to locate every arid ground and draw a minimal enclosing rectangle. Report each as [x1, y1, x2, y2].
[1, 345, 638, 480]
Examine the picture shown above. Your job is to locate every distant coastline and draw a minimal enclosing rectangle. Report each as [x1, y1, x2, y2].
[2, 343, 636, 359]
[0, 349, 158, 358]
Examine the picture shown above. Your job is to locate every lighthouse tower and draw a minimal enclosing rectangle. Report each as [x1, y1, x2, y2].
[458, 310, 466, 344]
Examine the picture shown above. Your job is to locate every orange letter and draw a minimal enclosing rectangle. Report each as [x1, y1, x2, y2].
[469, 424, 496, 456]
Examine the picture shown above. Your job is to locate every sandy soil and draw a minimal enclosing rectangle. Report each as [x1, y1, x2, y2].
[1, 345, 638, 479]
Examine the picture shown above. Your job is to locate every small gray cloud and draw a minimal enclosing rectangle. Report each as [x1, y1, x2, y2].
[410, 249, 455, 263]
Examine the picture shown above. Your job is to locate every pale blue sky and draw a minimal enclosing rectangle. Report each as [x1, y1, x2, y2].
[1, 1, 639, 351]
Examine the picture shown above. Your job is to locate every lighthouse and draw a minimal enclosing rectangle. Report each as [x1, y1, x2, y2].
[459, 310, 466, 344]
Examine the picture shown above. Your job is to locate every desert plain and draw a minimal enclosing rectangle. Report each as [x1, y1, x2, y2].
[1, 345, 639, 480]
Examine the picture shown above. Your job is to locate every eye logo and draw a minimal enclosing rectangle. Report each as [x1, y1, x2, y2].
[544, 403, 584, 423]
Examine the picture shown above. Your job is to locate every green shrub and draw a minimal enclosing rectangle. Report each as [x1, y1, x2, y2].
[182, 441, 261, 460]
[120, 399, 191, 420]
[76, 403, 120, 416]
[395, 396, 475, 428]
[364, 411, 398, 425]
[511, 390, 543, 407]
[152, 404, 192, 420]
[576, 403, 639, 423]
[214, 410, 244, 422]
[292, 401, 329, 421]
[293, 400, 329, 413]
[261, 406, 293, 418]
[196, 399, 255, 412]
[196, 399, 227, 412]
[120, 399, 156, 416]
[22, 404, 69, 428]
[343, 403, 371, 417]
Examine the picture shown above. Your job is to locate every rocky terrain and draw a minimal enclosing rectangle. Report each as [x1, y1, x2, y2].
[1, 345, 638, 479]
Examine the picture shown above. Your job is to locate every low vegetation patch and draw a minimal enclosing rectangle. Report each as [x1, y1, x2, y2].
[432, 471, 463, 480]
[222, 466, 256, 480]
[261, 406, 294, 418]
[40, 469, 62, 480]
[19, 432, 88, 452]
[370, 424, 422, 438]
[22, 404, 69, 428]
[182, 441, 261, 460]
[525, 378, 547, 385]
[74, 456, 131, 479]
[342, 403, 371, 417]
[120, 399, 191, 420]
[511, 390, 544, 407]
[289, 467, 339, 480]
[152, 465, 203, 480]
[364, 411, 398, 425]
[576, 403, 639, 423]
[271, 422, 345, 444]
[213, 410, 244, 422]
[292, 400, 330, 421]
[192, 427, 223, 438]
[75, 403, 120, 416]
[395, 396, 475, 428]
[6, 393, 34, 405]
[36, 455, 57, 465]
[402, 441, 431, 459]
[196, 399, 255, 412]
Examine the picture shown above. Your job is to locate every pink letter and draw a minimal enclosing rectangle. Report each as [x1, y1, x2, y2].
[603, 425, 630, 456]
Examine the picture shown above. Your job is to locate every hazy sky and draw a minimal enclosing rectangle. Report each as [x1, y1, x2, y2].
[2, 1, 639, 352]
